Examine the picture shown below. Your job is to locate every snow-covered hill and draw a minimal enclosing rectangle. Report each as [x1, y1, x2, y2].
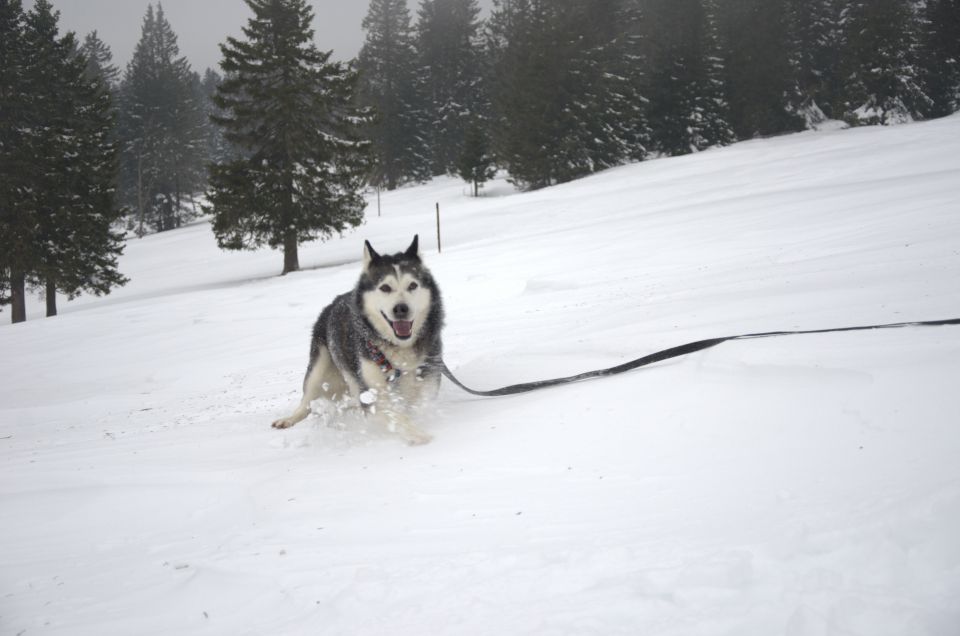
[2, 116, 960, 636]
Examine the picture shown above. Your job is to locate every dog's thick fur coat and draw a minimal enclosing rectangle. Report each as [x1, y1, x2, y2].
[272, 236, 444, 444]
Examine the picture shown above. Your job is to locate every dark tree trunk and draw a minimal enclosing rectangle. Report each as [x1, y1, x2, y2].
[282, 230, 299, 275]
[46, 278, 57, 317]
[175, 174, 182, 229]
[10, 270, 26, 324]
[137, 152, 146, 238]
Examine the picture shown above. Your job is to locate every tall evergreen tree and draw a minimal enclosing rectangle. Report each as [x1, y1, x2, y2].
[415, 0, 486, 176]
[358, 0, 432, 189]
[457, 118, 496, 195]
[599, 0, 652, 162]
[198, 68, 230, 167]
[785, 0, 845, 121]
[645, 0, 735, 155]
[695, 0, 737, 148]
[207, 0, 371, 276]
[486, 0, 650, 189]
[80, 30, 119, 89]
[1, 0, 126, 322]
[0, 0, 28, 320]
[44, 38, 127, 316]
[118, 3, 206, 235]
[720, 0, 806, 138]
[485, 0, 556, 188]
[840, 0, 930, 125]
[176, 67, 209, 214]
[567, 0, 652, 165]
[920, 0, 960, 117]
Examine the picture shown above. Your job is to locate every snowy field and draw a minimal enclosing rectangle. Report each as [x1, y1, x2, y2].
[2, 116, 960, 636]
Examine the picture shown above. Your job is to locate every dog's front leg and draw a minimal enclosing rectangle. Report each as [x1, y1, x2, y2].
[358, 360, 432, 445]
[272, 348, 334, 429]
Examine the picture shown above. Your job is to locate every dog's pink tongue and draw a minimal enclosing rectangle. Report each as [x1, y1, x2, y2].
[394, 321, 413, 338]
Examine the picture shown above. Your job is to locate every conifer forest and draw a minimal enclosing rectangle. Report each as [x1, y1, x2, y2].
[2, 0, 959, 322]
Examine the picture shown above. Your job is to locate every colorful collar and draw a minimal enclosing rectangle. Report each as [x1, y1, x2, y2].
[365, 340, 402, 383]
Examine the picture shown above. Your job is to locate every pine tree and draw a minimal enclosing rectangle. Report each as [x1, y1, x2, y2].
[118, 3, 206, 235]
[175, 68, 209, 218]
[207, 0, 371, 276]
[0, 0, 28, 320]
[18, 0, 73, 315]
[457, 119, 496, 195]
[1, 0, 126, 322]
[920, 0, 960, 117]
[358, 0, 432, 189]
[44, 36, 127, 315]
[198, 68, 230, 167]
[486, 0, 649, 189]
[721, 0, 806, 138]
[693, 0, 737, 148]
[486, 0, 557, 189]
[646, 0, 735, 155]
[570, 0, 652, 166]
[840, 0, 931, 125]
[601, 0, 652, 162]
[81, 30, 119, 89]
[415, 0, 486, 176]
[786, 0, 845, 121]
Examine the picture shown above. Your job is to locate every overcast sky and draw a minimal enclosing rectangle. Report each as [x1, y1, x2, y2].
[39, 0, 494, 75]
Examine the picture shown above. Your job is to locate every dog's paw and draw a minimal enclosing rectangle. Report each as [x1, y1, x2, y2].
[271, 418, 296, 429]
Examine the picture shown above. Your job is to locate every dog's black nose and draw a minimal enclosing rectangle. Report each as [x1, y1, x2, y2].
[394, 303, 410, 319]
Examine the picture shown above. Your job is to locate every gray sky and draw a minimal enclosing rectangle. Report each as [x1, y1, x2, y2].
[39, 0, 493, 75]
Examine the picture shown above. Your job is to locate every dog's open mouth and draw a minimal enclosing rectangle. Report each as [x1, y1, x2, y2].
[382, 312, 413, 340]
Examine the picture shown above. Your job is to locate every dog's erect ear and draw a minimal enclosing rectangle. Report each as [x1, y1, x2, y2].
[363, 240, 381, 269]
[404, 234, 420, 259]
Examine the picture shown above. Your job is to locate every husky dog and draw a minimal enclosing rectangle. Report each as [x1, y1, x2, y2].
[272, 235, 444, 444]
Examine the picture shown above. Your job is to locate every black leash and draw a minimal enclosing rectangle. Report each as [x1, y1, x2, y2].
[440, 317, 960, 397]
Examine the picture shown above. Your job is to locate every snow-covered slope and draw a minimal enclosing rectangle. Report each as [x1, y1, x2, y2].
[2, 116, 960, 636]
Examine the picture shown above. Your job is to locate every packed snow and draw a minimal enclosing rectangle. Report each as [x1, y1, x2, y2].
[3, 116, 960, 636]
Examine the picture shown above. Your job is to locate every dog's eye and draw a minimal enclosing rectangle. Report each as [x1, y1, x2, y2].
[407, 282, 419, 292]
[379, 284, 392, 293]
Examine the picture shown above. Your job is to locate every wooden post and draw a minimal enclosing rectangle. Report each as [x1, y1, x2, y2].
[377, 186, 381, 217]
[435, 202, 441, 254]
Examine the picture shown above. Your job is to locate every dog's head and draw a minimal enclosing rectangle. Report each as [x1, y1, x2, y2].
[359, 235, 437, 347]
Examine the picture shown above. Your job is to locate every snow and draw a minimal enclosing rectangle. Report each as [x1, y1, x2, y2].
[3, 115, 960, 635]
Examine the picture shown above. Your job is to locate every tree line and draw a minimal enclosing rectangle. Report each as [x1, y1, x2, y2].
[2, 0, 959, 323]
[362, 0, 960, 191]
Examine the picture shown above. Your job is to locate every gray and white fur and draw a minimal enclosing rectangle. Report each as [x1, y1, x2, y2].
[272, 235, 444, 444]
